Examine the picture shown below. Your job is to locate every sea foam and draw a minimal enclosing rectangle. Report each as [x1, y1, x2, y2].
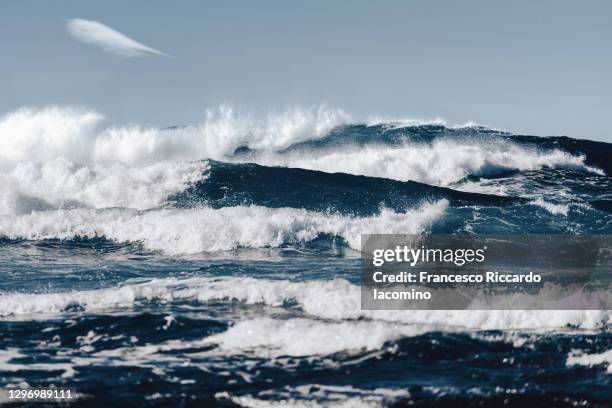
[0, 201, 448, 254]
[0, 105, 602, 193]
[0, 105, 350, 166]
[0, 158, 208, 215]
[249, 139, 602, 186]
[566, 349, 612, 374]
[1, 275, 608, 333]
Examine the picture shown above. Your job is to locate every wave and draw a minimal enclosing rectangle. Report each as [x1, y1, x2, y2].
[0, 158, 208, 215]
[1, 275, 608, 393]
[278, 124, 611, 176]
[204, 317, 430, 357]
[1, 276, 608, 330]
[5, 156, 607, 225]
[0, 201, 447, 254]
[1, 106, 606, 189]
[3, 156, 606, 233]
[172, 161, 521, 215]
[566, 349, 612, 374]
[0, 156, 521, 217]
[529, 198, 570, 216]
[239, 140, 601, 187]
[509, 134, 612, 175]
[0, 105, 350, 166]
[217, 385, 410, 408]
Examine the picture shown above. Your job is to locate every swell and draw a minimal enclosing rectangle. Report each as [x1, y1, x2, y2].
[506, 134, 612, 175]
[0, 156, 524, 218]
[272, 123, 505, 152]
[280, 123, 612, 175]
[237, 135, 605, 188]
[2, 106, 607, 187]
[1, 276, 608, 331]
[0, 105, 349, 166]
[170, 160, 522, 216]
[0, 201, 449, 254]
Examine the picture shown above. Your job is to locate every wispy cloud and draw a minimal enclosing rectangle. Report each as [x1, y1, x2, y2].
[66, 18, 168, 58]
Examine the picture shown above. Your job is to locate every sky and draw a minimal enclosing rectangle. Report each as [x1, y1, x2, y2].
[1, 0, 611, 141]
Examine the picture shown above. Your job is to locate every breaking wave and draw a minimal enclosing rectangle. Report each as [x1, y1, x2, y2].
[0, 105, 605, 190]
[246, 139, 602, 186]
[0, 105, 350, 166]
[0, 201, 448, 254]
[0, 158, 208, 215]
[0, 277, 611, 334]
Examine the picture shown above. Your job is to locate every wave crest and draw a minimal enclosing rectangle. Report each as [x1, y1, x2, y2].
[1, 275, 607, 332]
[0, 158, 208, 215]
[0, 201, 448, 254]
[0, 105, 350, 166]
[250, 139, 602, 186]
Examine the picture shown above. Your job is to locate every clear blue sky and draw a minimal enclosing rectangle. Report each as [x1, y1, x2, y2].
[2, 0, 611, 141]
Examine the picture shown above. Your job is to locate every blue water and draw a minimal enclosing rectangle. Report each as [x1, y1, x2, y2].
[0, 120, 611, 407]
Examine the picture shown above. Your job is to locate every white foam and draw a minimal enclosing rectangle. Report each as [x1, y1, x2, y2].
[0, 158, 207, 215]
[216, 384, 410, 408]
[0, 105, 349, 167]
[250, 139, 603, 186]
[365, 116, 447, 128]
[0, 348, 76, 378]
[190, 277, 610, 332]
[0, 201, 447, 254]
[1, 276, 608, 334]
[1, 106, 601, 193]
[1, 275, 609, 365]
[204, 317, 427, 357]
[0, 106, 102, 166]
[0, 105, 350, 214]
[198, 105, 350, 154]
[530, 198, 570, 216]
[566, 349, 612, 373]
[364, 115, 500, 131]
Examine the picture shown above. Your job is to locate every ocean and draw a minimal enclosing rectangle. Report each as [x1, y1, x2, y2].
[0, 106, 610, 407]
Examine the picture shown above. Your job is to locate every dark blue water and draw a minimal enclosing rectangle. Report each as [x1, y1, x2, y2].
[0, 123, 610, 407]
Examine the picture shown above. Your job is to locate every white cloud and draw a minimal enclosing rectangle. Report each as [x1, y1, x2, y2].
[66, 18, 168, 58]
